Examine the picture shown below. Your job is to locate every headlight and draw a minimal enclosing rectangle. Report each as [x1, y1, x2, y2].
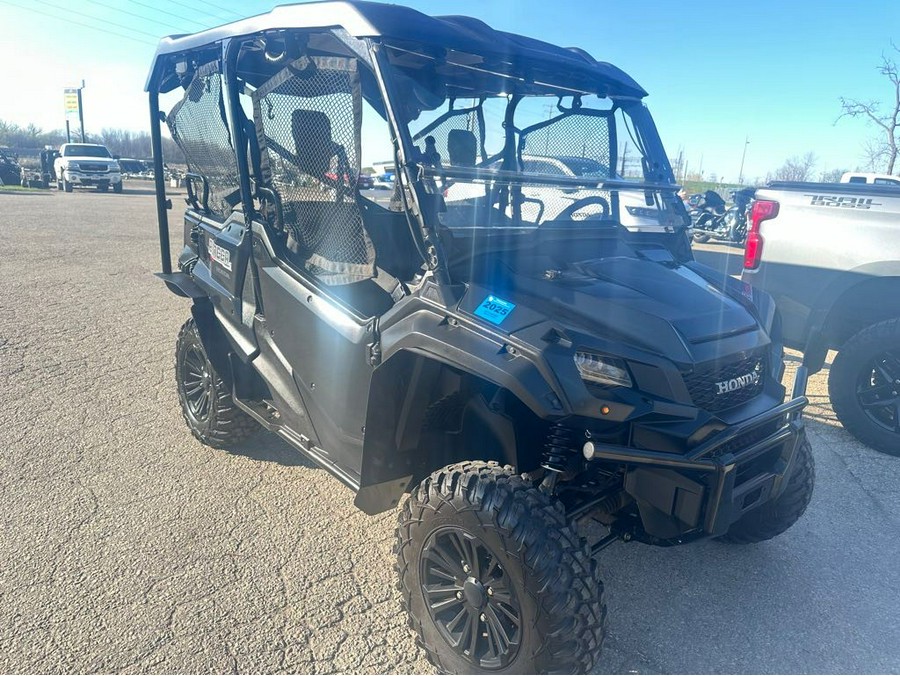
[66, 163, 79, 171]
[110, 163, 120, 172]
[625, 205, 660, 219]
[574, 352, 632, 388]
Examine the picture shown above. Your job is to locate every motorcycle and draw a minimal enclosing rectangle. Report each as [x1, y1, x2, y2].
[690, 188, 755, 245]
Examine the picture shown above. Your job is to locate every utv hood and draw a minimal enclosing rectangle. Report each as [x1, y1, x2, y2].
[461, 256, 760, 362]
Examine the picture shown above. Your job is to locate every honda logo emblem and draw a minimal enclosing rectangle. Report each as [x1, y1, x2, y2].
[716, 370, 760, 395]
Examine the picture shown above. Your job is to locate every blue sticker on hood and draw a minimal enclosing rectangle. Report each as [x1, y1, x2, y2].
[474, 295, 516, 325]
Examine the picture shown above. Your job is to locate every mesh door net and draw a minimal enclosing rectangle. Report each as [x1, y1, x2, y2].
[412, 104, 486, 167]
[517, 111, 617, 222]
[253, 56, 374, 285]
[167, 62, 241, 220]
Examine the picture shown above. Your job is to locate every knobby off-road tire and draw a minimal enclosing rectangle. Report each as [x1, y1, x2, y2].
[175, 318, 257, 448]
[829, 318, 900, 456]
[719, 436, 815, 544]
[396, 461, 606, 674]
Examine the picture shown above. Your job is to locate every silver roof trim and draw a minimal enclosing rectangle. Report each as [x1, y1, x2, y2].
[145, 1, 377, 90]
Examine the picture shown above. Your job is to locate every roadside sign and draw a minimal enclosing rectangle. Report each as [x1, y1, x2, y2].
[64, 88, 80, 121]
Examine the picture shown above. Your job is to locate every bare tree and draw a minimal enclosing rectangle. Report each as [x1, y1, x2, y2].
[819, 168, 848, 183]
[773, 152, 817, 182]
[837, 43, 900, 174]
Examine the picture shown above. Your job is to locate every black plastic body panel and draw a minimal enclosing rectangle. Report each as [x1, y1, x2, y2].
[251, 222, 375, 480]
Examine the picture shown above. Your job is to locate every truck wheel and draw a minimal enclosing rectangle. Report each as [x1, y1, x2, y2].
[63, 179, 73, 193]
[829, 318, 900, 456]
[113, 182, 123, 193]
[718, 436, 815, 544]
[692, 232, 710, 243]
[397, 461, 606, 674]
[175, 318, 257, 448]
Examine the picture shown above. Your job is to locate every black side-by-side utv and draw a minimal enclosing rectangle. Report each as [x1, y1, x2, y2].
[145, 3, 813, 672]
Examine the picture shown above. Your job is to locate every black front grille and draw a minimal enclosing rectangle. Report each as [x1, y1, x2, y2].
[79, 163, 109, 173]
[683, 353, 766, 412]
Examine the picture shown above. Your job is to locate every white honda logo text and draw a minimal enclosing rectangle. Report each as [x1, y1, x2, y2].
[715, 371, 760, 395]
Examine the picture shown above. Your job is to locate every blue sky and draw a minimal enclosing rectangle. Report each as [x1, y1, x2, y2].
[1, 0, 898, 182]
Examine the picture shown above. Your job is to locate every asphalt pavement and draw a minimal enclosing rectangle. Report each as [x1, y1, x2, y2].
[1, 184, 898, 674]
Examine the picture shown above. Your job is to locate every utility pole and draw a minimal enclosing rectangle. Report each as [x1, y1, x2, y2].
[77, 80, 86, 142]
[737, 136, 749, 185]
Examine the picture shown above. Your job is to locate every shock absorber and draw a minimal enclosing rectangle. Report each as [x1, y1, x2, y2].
[540, 422, 580, 493]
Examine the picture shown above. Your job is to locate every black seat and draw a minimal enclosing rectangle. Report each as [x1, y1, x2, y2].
[280, 108, 393, 317]
[447, 129, 477, 166]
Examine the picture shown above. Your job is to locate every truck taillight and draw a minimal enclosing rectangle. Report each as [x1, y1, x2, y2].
[744, 199, 779, 270]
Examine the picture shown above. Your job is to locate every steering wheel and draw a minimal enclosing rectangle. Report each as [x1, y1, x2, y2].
[555, 195, 610, 221]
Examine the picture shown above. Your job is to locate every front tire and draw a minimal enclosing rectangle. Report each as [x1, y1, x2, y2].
[829, 318, 900, 455]
[175, 318, 257, 448]
[113, 181, 123, 193]
[397, 462, 606, 674]
[63, 179, 73, 192]
[719, 436, 815, 544]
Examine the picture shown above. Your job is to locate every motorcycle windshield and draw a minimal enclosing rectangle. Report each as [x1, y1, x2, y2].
[383, 44, 686, 237]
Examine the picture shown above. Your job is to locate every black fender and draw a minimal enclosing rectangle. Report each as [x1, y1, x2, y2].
[354, 304, 563, 515]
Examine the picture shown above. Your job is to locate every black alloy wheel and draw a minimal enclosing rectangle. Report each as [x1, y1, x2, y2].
[179, 341, 213, 426]
[420, 526, 521, 670]
[174, 318, 257, 448]
[854, 350, 900, 435]
[830, 318, 900, 456]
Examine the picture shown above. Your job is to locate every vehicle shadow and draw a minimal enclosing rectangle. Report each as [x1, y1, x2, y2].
[588, 413, 896, 674]
[220, 429, 319, 469]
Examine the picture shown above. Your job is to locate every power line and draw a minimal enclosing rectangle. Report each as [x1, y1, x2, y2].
[1, 0, 157, 46]
[125, 0, 211, 31]
[162, 0, 243, 24]
[28, 0, 163, 39]
[83, 0, 190, 33]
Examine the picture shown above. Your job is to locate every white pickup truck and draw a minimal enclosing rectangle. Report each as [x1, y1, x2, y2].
[742, 181, 900, 454]
[54, 143, 123, 193]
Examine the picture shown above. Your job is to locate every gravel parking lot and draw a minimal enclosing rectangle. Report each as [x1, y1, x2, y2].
[1, 185, 899, 674]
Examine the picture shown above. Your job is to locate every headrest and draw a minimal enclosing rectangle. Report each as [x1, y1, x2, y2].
[447, 129, 477, 167]
[291, 109, 334, 178]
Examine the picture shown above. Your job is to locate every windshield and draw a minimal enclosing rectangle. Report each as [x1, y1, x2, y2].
[383, 45, 683, 236]
[64, 145, 111, 158]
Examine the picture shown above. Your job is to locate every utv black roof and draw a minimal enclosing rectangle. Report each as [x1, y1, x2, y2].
[144, 0, 647, 98]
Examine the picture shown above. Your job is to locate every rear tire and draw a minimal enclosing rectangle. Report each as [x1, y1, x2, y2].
[718, 436, 815, 544]
[175, 318, 257, 448]
[829, 318, 900, 455]
[397, 461, 606, 674]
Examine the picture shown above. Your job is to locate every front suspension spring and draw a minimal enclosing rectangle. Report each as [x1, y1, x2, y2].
[541, 422, 580, 474]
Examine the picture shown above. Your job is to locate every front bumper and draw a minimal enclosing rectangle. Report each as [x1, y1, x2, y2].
[64, 171, 122, 186]
[584, 395, 808, 542]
